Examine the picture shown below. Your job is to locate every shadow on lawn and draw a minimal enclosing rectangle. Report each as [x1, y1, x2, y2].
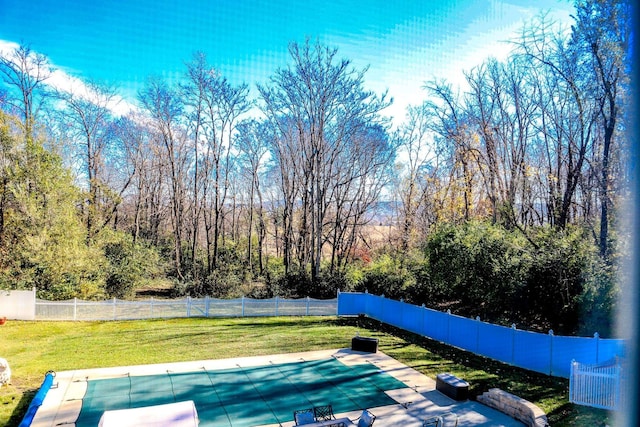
[6, 389, 35, 427]
[546, 401, 613, 427]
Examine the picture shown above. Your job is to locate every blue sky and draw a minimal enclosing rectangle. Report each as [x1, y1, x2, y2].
[1, 0, 575, 123]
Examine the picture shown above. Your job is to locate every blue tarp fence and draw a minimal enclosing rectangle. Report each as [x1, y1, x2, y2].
[337, 292, 626, 378]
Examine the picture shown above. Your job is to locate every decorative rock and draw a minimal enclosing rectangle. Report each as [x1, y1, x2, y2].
[0, 358, 11, 386]
[477, 388, 548, 427]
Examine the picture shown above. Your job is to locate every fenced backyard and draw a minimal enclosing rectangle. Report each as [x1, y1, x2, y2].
[2, 289, 626, 379]
[1, 289, 628, 410]
[3, 316, 608, 427]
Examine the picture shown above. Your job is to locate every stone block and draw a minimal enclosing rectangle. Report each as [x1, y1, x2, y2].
[477, 388, 549, 427]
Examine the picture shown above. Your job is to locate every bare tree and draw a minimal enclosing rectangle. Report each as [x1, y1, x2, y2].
[516, 16, 599, 230]
[424, 80, 478, 222]
[139, 77, 189, 279]
[263, 116, 301, 274]
[235, 119, 269, 274]
[463, 56, 539, 228]
[328, 122, 395, 272]
[571, 0, 631, 258]
[0, 44, 51, 141]
[181, 53, 210, 279]
[57, 82, 122, 240]
[259, 40, 391, 282]
[182, 53, 250, 273]
[110, 113, 165, 243]
[395, 103, 437, 253]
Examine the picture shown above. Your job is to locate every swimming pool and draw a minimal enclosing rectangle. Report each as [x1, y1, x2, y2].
[75, 356, 407, 427]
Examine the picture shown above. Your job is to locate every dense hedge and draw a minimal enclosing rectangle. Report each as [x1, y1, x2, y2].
[407, 222, 619, 336]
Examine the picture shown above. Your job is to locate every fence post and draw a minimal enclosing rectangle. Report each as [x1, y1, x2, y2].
[475, 316, 481, 353]
[306, 296, 310, 316]
[205, 296, 210, 317]
[549, 329, 554, 376]
[242, 296, 245, 317]
[381, 294, 385, 323]
[113, 298, 117, 320]
[275, 296, 279, 316]
[569, 359, 575, 403]
[364, 289, 369, 317]
[614, 361, 621, 410]
[511, 324, 517, 365]
[447, 310, 452, 343]
[150, 297, 154, 318]
[187, 296, 191, 318]
[32, 287, 36, 320]
[73, 298, 77, 321]
[421, 304, 426, 337]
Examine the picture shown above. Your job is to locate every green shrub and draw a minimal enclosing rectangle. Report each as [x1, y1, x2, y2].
[266, 270, 304, 298]
[100, 231, 164, 299]
[577, 258, 618, 337]
[315, 271, 349, 299]
[411, 221, 619, 335]
[525, 226, 616, 335]
[263, 269, 348, 299]
[352, 254, 416, 300]
[0, 117, 107, 299]
[417, 221, 528, 320]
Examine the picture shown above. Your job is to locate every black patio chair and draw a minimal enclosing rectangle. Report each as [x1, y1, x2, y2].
[314, 404, 335, 421]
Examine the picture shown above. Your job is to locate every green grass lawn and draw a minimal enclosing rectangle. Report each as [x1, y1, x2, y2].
[0, 316, 612, 426]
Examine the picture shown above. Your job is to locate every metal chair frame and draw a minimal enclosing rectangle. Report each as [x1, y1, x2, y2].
[353, 408, 376, 427]
[422, 411, 458, 427]
[314, 404, 336, 421]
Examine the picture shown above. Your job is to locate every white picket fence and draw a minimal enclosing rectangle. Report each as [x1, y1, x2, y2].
[34, 296, 338, 320]
[569, 357, 624, 410]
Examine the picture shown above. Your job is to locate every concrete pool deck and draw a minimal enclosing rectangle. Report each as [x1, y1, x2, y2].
[32, 349, 525, 427]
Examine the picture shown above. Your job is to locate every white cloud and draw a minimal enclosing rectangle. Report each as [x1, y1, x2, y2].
[0, 39, 137, 117]
[0, 39, 20, 57]
[326, 0, 575, 129]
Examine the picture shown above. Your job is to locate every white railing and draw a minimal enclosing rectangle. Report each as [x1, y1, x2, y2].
[570, 357, 624, 411]
[35, 296, 338, 320]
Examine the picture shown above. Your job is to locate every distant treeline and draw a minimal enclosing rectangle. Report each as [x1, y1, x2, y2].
[0, 0, 630, 336]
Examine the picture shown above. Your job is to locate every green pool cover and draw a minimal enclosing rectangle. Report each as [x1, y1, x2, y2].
[76, 358, 408, 427]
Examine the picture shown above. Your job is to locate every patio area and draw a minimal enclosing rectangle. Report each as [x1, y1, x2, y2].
[31, 349, 524, 427]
